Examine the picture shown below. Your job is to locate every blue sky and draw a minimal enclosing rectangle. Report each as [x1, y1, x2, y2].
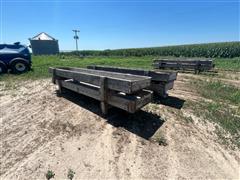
[0, 0, 239, 50]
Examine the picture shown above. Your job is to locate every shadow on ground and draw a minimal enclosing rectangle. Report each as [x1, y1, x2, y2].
[56, 89, 164, 140]
[153, 95, 185, 109]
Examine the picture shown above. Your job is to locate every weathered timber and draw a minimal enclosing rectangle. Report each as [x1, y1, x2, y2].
[49, 67, 152, 114]
[87, 65, 177, 82]
[150, 81, 174, 98]
[99, 77, 108, 114]
[87, 65, 177, 97]
[153, 58, 214, 73]
[153, 59, 213, 65]
[59, 80, 152, 114]
[49, 67, 151, 94]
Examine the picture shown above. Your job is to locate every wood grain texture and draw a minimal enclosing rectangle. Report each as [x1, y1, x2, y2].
[49, 67, 151, 94]
[87, 65, 177, 82]
[60, 80, 152, 113]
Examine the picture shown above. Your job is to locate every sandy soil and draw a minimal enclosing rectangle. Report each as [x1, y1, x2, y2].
[0, 74, 239, 180]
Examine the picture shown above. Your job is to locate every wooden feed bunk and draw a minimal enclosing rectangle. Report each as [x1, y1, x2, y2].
[49, 67, 152, 114]
[153, 59, 214, 74]
[87, 65, 177, 98]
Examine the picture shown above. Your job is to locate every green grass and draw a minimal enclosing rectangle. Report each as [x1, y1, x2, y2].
[188, 79, 240, 148]
[0, 55, 154, 82]
[153, 131, 168, 146]
[185, 100, 240, 149]
[0, 55, 239, 82]
[214, 57, 240, 71]
[192, 80, 240, 106]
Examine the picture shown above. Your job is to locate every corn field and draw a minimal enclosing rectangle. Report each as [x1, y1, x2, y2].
[63, 41, 240, 58]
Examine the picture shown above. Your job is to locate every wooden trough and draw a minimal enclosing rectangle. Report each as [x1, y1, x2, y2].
[49, 67, 152, 114]
[153, 59, 214, 74]
[87, 65, 177, 98]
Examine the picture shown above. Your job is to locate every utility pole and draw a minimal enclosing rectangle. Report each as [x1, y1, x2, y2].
[72, 29, 80, 51]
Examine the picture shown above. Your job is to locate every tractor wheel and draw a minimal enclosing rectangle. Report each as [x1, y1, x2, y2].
[10, 60, 29, 74]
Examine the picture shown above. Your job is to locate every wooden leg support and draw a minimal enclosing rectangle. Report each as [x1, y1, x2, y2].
[56, 79, 63, 94]
[100, 102, 108, 115]
[52, 68, 56, 84]
[100, 77, 108, 115]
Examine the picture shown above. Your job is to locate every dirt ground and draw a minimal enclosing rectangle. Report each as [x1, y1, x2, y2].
[0, 72, 239, 180]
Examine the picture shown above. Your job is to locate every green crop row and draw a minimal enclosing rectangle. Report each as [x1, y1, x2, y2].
[62, 41, 240, 58]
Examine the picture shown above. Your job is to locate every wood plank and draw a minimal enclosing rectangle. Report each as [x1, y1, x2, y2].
[153, 59, 213, 65]
[57, 67, 151, 81]
[59, 80, 152, 113]
[136, 90, 153, 110]
[87, 65, 177, 97]
[153, 60, 214, 71]
[107, 90, 152, 113]
[99, 77, 108, 114]
[87, 65, 177, 82]
[50, 67, 151, 94]
[149, 81, 174, 97]
[150, 81, 174, 91]
[55, 68, 101, 85]
[61, 80, 100, 100]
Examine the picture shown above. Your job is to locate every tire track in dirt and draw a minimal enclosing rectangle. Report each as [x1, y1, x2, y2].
[110, 127, 143, 179]
[0, 80, 96, 176]
[165, 123, 180, 179]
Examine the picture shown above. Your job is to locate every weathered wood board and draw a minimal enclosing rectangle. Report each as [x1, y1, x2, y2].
[49, 67, 152, 114]
[87, 65, 177, 97]
[153, 59, 214, 73]
[87, 65, 177, 82]
[153, 59, 213, 65]
[59, 80, 152, 114]
[49, 67, 151, 94]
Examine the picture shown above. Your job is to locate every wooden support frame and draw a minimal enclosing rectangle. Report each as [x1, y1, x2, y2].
[153, 59, 214, 73]
[87, 65, 177, 98]
[49, 67, 152, 114]
[49, 67, 151, 94]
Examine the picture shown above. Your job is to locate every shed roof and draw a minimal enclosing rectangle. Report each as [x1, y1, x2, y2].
[30, 32, 56, 40]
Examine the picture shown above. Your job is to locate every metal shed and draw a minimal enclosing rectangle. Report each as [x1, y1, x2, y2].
[29, 32, 59, 55]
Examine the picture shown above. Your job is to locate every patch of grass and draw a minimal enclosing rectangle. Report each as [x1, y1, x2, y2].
[145, 103, 160, 112]
[0, 55, 238, 82]
[67, 169, 75, 180]
[0, 55, 154, 82]
[188, 78, 240, 148]
[45, 170, 55, 180]
[214, 57, 240, 71]
[189, 101, 240, 149]
[152, 131, 168, 146]
[192, 80, 240, 106]
[183, 115, 194, 123]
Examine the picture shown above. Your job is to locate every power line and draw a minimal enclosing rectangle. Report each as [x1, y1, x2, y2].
[72, 29, 80, 51]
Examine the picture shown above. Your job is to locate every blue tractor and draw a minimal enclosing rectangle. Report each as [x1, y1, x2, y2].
[0, 42, 31, 74]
